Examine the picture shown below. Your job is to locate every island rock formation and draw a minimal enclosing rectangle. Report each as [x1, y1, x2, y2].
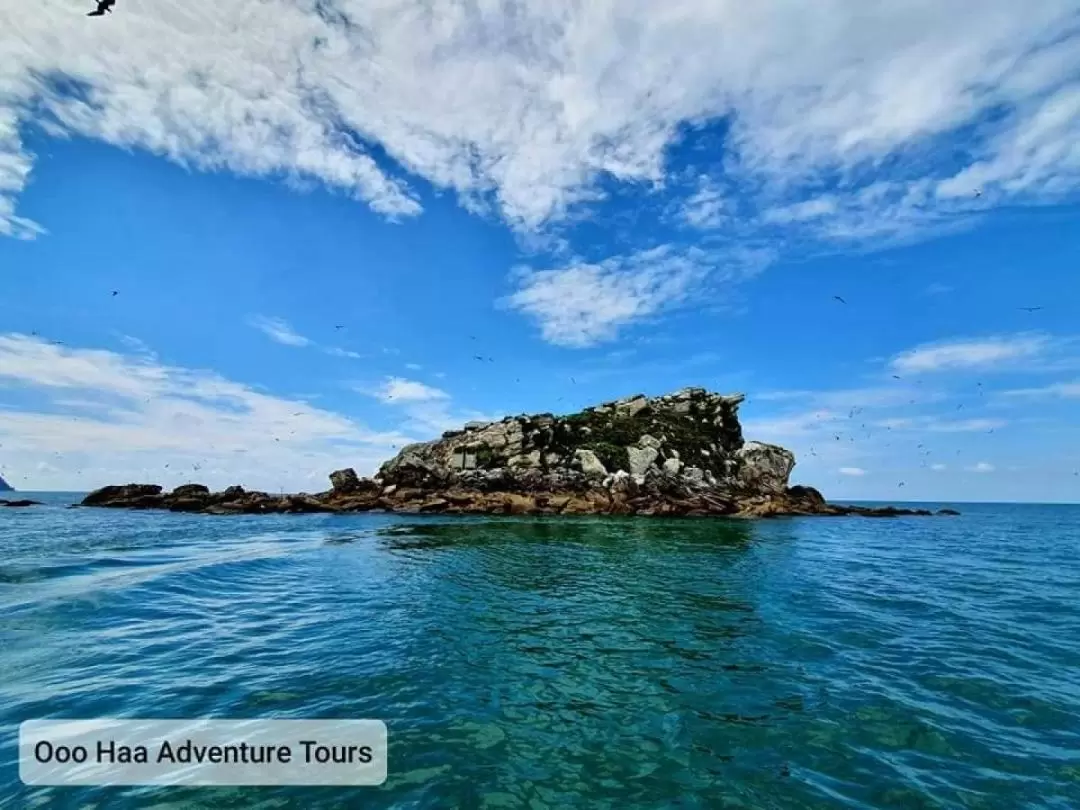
[80, 387, 956, 518]
[0, 473, 12, 492]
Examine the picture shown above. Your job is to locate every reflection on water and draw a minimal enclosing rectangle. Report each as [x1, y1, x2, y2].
[1, 497, 1079, 808]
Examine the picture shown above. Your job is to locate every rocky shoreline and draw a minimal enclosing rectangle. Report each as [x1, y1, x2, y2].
[79, 387, 960, 519]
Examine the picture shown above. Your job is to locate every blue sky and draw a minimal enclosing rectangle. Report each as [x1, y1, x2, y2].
[1, 0, 1078, 501]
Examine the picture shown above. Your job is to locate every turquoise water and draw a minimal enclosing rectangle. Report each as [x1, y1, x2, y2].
[1, 493, 1078, 809]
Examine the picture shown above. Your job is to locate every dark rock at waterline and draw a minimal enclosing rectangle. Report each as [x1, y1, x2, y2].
[82, 484, 163, 507]
[171, 483, 210, 498]
[1, 498, 42, 507]
[80, 387, 958, 520]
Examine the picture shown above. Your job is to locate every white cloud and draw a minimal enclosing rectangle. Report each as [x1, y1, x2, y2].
[323, 346, 365, 360]
[360, 376, 498, 437]
[681, 177, 730, 229]
[890, 334, 1049, 374]
[0, 333, 411, 491]
[503, 245, 740, 347]
[372, 377, 449, 404]
[247, 315, 312, 348]
[1, 0, 1078, 246]
[966, 462, 996, 473]
[753, 383, 943, 413]
[839, 467, 866, 476]
[1002, 379, 1080, 399]
[248, 317, 367, 358]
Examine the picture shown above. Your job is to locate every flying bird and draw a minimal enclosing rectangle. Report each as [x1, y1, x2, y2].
[111, 290, 119, 296]
[1018, 306, 1042, 312]
[833, 296, 847, 304]
[892, 375, 901, 380]
[334, 325, 345, 330]
[87, 0, 115, 15]
[974, 189, 982, 198]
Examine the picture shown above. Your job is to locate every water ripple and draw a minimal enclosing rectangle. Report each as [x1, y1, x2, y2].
[0, 496, 1078, 808]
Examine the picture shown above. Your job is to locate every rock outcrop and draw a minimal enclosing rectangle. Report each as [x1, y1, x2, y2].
[79, 387, 957, 519]
[0, 474, 12, 492]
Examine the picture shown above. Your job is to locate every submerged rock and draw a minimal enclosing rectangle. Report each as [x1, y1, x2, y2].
[1, 498, 42, 507]
[80, 387, 956, 519]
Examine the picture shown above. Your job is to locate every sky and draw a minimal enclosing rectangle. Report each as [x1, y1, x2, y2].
[0, 0, 1078, 502]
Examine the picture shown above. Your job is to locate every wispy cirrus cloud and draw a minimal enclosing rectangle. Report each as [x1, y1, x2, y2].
[356, 376, 497, 437]
[371, 377, 448, 404]
[248, 315, 366, 359]
[247, 315, 313, 348]
[1001, 379, 1080, 399]
[889, 334, 1052, 374]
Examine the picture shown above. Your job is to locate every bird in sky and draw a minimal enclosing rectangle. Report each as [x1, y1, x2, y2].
[1018, 306, 1043, 312]
[111, 290, 119, 296]
[334, 325, 345, 330]
[87, 0, 115, 16]
[833, 295, 846, 304]
[974, 189, 982, 198]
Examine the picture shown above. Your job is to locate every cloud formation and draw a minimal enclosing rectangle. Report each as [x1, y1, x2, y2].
[1002, 379, 1080, 399]
[359, 376, 497, 436]
[249, 314, 369, 359]
[2, 0, 1078, 244]
[502, 247, 716, 347]
[738, 331, 1080, 498]
[890, 334, 1051, 374]
[0, 333, 412, 490]
[373, 377, 449, 404]
[247, 315, 313, 348]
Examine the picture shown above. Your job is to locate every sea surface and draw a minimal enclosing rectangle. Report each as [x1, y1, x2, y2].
[1, 493, 1078, 809]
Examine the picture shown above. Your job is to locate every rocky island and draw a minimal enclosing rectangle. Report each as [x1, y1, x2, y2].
[81, 388, 957, 518]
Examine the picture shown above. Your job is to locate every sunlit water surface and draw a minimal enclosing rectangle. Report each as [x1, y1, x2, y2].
[1, 494, 1078, 808]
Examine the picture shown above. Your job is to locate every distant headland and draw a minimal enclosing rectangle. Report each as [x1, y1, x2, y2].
[0, 474, 12, 492]
[80, 387, 958, 519]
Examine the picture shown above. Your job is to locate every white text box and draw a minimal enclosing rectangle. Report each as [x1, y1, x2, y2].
[20, 719, 387, 786]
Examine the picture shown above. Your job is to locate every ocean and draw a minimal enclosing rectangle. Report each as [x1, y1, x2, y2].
[1, 493, 1077, 809]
